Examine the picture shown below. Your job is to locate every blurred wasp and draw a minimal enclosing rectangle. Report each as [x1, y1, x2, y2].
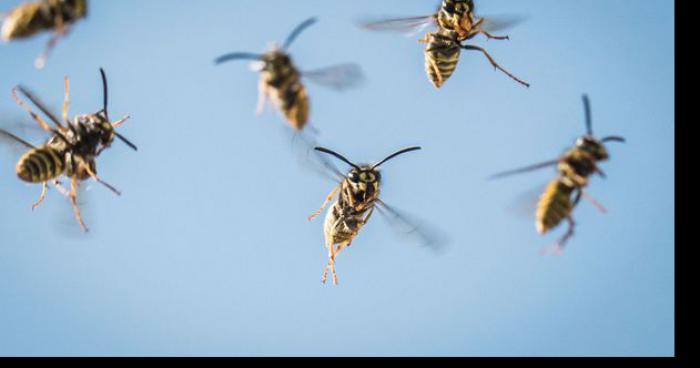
[489, 95, 625, 254]
[307, 145, 445, 285]
[0, 68, 137, 232]
[214, 17, 364, 132]
[1, 0, 87, 69]
[360, 0, 529, 88]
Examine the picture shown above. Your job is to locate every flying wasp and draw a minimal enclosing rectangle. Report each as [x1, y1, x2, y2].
[0, 68, 137, 232]
[489, 95, 625, 254]
[307, 145, 445, 285]
[214, 17, 364, 133]
[1, 0, 87, 69]
[360, 0, 529, 88]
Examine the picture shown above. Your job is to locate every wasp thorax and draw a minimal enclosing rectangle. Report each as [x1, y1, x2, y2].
[576, 136, 609, 161]
[262, 50, 293, 71]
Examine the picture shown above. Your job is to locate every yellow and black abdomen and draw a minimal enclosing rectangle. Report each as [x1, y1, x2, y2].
[16, 146, 65, 183]
[424, 32, 461, 89]
[1, 3, 53, 40]
[276, 80, 309, 131]
[536, 177, 576, 235]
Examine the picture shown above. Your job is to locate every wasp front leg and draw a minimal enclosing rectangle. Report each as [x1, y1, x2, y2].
[308, 185, 339, 221]
[62, 76, 70, 123]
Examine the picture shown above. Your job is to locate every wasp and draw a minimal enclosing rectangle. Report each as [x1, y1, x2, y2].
[214, 17, 364, 133]
[360, 0, 529, 88]
[307, 145, 444, 285]
[0, 68, 137, 232]
[490, 95, 625, 253]
[1, 0, 87, 69]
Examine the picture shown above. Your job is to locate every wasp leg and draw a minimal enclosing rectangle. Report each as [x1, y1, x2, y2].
[322, 239, 337, 285]
[111, 114, 131, 128]
[84, 164, 122, 196]
[460, 44, 530, 87]
[256, 79, 270, 116]
[53, 180, 70, 198]
[480, 30, 510, 41]
[62, 76, 70, 123]
[308, 185, 339, 221]
[418, 33, 431, 44]
[69, 176, 88, 232]
[34, 12, 69, 69]
[31, 182, 49, 211]
[12, 88, 54, 132]
[581, 190, 608, 214]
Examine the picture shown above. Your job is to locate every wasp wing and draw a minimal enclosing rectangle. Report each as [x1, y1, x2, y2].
[290, 133, 344, 183]
[302, 64, 365, 91]
[488, 159, 560, 180]
[477, 14, 528, 33]
[358, 15, 436, 35]
[376, 200, 449, 254]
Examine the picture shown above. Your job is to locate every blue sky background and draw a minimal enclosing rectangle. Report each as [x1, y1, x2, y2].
[0, 0, 674, 357]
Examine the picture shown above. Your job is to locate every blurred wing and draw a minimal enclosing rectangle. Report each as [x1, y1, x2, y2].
[505, 183, 548, 221]
[477, 14, 528, 33]
[358, 15, 436, 35]
[290, 133, 344, 183]
[303, 64, 365, 91]
[376, 200, 449, 254]
[0, 128, 36, 150]
[488, 159, 559, 180]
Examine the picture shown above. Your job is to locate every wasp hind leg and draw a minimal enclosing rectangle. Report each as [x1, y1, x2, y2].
[69, 176, 88, 232]
[460, 44, 530, 87]
[31, 182, 49, 211]
[35, 12, 70, 69]
[322, 238, 351, 286]
[480, 30, 510, 41]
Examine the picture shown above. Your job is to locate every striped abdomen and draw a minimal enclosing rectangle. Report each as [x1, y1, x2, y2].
[424, 33, 461, 88]
[536, 177, 576, 235]
[271, 80, 309, 131]
[1, 2, 51, 40]
[16, 146, 65, 183]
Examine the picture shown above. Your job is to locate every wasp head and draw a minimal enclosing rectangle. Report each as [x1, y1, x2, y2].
[347, 166, 381, 193]
[576, 135, 609, 161]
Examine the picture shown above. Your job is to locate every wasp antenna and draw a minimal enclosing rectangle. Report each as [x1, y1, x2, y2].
[114, 132, 138, 151]
[214, 52, 264, 65]
[372, 147, 422, 169]
[100, 68, 109, 120]
[582, 94, 593, 136]
[601, 136, 626, 143]
[315, 147, 360, 170]
[283, 17, 318, 50]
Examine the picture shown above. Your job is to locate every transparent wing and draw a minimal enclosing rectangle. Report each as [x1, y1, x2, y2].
[376, 200, 449, 254]
[0, 128, 36, 151]
[477, 14, 528, 33]
[303, 64, 365, 91]
[358, 15, 436, 35]
[488, 159, 560, 180]
[290, 132, 344, 183]
[505, 182, 548, 221]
